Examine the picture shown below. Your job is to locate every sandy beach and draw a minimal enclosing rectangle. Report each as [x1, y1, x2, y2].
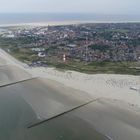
[1, 20, 140, 28]
[0, 21, 86, 27]
[31, 67, 140, 101]
[0, 48, 140, 140]
[0, 48, 140, 107]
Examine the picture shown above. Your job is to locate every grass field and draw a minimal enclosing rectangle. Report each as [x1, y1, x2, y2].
[46, 60, 140, 75]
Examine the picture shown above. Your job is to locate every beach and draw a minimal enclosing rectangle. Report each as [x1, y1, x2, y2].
[0, 21, 81, 27]
[1, 20, 140, 28]
[1, 21, 140, 28]
[0, 47, 140, 107]
[0, 48, 140, 140]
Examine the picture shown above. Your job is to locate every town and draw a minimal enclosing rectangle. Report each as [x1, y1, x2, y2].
[0, 23, 140, 74]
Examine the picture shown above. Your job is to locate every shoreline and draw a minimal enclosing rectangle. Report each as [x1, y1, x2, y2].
[1, 48, 140, 140]
[0, 48, 140, 107]
[1, 17, 140, 139]
[0, 20, 140, 27]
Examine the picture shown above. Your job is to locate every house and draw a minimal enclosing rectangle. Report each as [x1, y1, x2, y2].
[38, 52, 46, 58]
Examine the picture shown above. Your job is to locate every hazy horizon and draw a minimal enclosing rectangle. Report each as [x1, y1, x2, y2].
[0, 13, 139, 25]
[0, 0, 140, 24]
[0, 0, 140, 15]
[0, 12, 140, 16]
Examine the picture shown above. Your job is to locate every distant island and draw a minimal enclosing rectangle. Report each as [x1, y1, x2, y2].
[0, 23, 140, 75]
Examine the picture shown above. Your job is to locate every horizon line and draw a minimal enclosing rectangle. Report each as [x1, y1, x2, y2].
[0, 12, 139, 16]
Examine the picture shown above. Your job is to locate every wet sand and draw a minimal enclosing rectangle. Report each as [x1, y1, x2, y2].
[72, 99, 140, 140]
[0, 87, 38, 140]
[28, 98, 140, 140]
[0, 65, 31, 86]
[0, 78, 93, 120]
[0, 56, 7, 65]
[0, 77, 108, 140]
[1, 80, 140, 140]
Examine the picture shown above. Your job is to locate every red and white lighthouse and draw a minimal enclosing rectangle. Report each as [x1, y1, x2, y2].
[63, 54, 66, 62]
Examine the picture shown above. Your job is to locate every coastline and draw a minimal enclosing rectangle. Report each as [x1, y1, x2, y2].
[0, 20, 140, 27]
[0, 21, 81, 27]
[1, 48, 140, 139]
[0, 48, 140, 107]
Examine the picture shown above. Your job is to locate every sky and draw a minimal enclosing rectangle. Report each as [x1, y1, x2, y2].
[0, 0, 139, 15]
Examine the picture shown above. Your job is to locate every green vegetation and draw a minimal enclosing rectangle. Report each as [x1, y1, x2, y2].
[88, 44, 111, 51]
[104, 29, 129, 33]
[52, 61, 140, 75]
[0, 36, 140, 75]
[128, 39, 140, 46]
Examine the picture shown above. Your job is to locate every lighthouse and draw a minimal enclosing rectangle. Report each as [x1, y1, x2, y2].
[63, 54, 66, 62]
